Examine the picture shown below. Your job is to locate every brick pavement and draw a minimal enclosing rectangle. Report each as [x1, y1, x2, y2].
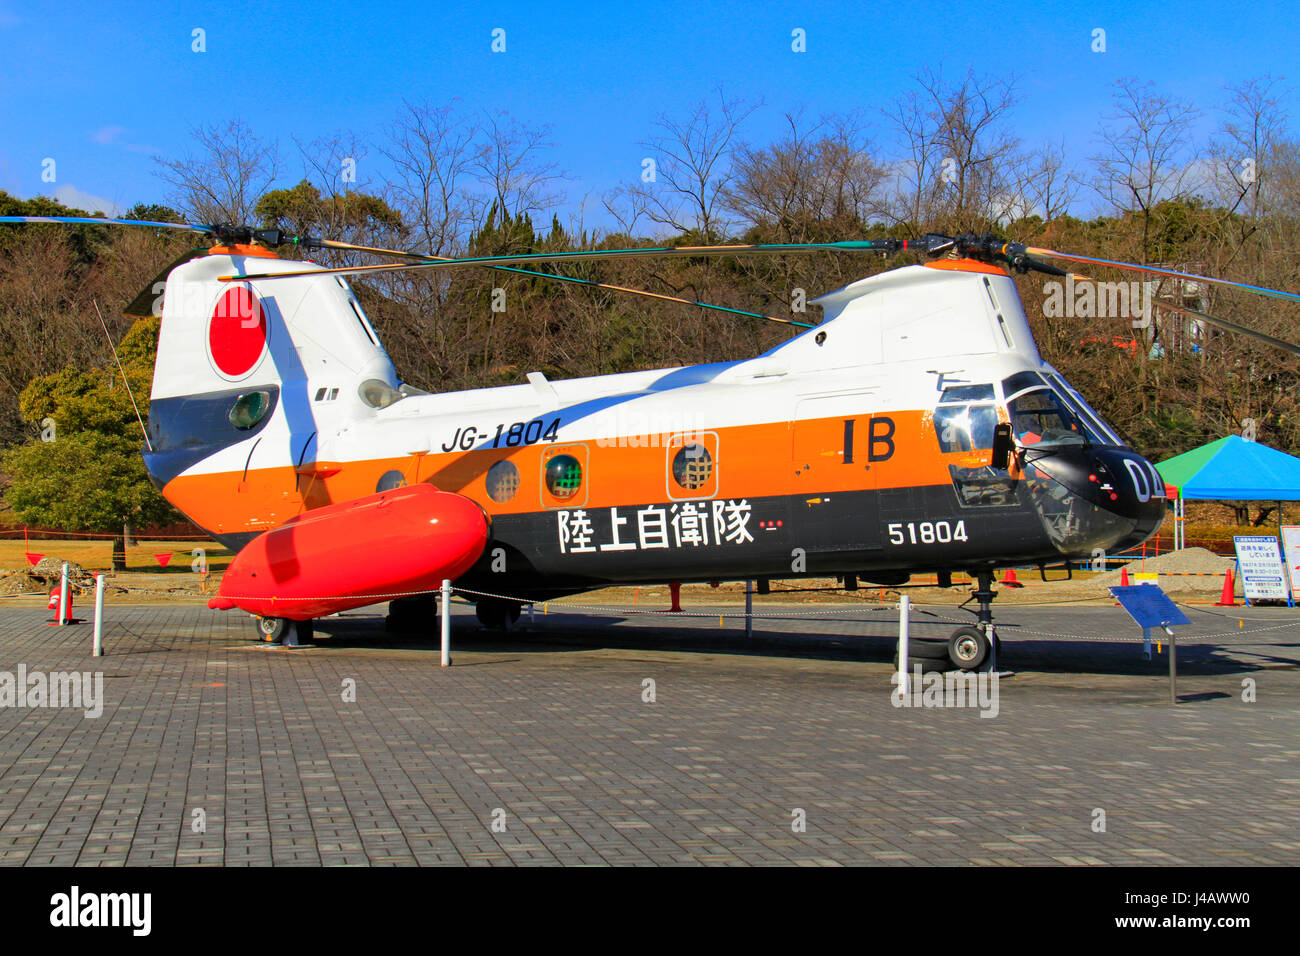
[0, 602, 1296, 866]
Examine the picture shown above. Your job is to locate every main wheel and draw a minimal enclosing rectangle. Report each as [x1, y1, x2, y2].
[893, 638, 949, 674]
[475, 598, 522, 630]
[255, 616, 290, 643]
[947, 626, 990, 671]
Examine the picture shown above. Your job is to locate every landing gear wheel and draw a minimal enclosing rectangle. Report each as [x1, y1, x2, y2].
[893, 638, 949, 673]
[256, 616, 290, 643]
[947, 626, 990, 671]
[897, 638, 949, 660]
[475, 598, 521, 630]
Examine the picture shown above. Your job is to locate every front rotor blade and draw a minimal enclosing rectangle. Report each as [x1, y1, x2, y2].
[0, 215, 211, 234]
[1027, 247, 1300, 305]
[1153, 299, 1300, 357]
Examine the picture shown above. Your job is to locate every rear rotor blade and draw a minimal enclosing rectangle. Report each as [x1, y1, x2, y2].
[218, 239, 909, 282]
[1153, 298, 1300, 357]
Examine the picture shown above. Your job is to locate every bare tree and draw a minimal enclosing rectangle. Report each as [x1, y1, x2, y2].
[382, 101, 479, 257]
[470, 111, 566, 233]
[154, 120, 280, 225]
[886, 70, 1021, 232]
[1016, 138, 1078, 223]
[1206, 77, 1292, 245]
[1090, 78, 1201, 260]
[728, 111, 887, 241]
[630, 90, 757, 240]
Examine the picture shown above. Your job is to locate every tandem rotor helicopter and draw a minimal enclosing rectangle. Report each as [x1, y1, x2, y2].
[4, 212, 1300, 670]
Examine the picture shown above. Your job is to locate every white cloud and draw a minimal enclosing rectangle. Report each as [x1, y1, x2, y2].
[93, 125, 126, 145]
[53, 184, 124, 216]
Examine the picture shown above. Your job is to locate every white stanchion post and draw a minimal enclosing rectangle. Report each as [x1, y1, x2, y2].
[896, 594, 910, 700]
[745, 580, 753, 638]
[440, 579, 452, 668]
[59, 562, 69, 625]
[92, 574, 105, 656]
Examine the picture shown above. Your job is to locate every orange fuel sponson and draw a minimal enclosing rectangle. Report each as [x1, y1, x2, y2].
[209, 484, 490, 620]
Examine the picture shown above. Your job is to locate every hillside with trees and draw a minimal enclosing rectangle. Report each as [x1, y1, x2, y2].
[1, 73, 1297, 536]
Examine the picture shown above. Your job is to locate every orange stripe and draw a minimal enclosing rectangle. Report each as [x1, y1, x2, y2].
[164, 411, 1001, 535]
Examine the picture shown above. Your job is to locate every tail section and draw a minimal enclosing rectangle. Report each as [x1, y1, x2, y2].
[143, 246, 401, 545]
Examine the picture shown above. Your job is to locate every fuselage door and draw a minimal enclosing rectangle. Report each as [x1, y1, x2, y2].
[792, 392, 882, 554]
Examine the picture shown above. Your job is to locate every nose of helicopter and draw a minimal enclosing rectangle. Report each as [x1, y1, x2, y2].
[1022, 445, 1168, 556]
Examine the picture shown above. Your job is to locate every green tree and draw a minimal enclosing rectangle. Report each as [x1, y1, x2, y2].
[3, 316, 175, 569]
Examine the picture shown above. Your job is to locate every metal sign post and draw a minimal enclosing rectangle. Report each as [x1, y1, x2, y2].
[744, 580, 754, 638]
[92, 574, 105, 656]
[1110, 583, 1191, 704]
[895, 595, 910, 700]
[440, 579, 452, 667]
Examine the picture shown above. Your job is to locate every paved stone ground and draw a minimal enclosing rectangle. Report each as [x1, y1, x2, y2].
[0, 599, 1296, 866]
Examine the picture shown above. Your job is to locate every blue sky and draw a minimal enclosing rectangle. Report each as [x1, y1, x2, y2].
[2, 0, 1297, 227]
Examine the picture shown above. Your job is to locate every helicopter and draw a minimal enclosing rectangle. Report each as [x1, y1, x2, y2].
[3, 215, 1298, 670]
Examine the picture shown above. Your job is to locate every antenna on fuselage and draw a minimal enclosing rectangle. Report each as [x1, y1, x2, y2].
[94, 299, 152, 452]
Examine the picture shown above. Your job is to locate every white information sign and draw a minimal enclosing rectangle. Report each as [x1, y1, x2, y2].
[1279, 526, 1300, 602]
[1232, 535, 1290, 603]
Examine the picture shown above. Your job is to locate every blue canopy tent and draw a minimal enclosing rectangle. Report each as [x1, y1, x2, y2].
[1157, 435, 1300, 551]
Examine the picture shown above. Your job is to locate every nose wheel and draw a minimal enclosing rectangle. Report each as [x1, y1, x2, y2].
[949, 571, 1001, 671]
[947, 626, 990, 670]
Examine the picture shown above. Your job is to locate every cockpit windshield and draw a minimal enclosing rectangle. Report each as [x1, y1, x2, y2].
[1006, 388, 1090, 446]
[1044, 372, 1124, 445]
[1001, 370, 1123, 448]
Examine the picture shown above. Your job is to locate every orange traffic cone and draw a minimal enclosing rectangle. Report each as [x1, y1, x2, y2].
[1215, 569, 1237, 607]
[1002, 568, 1024, 588]
[1114, 565, 1131, 606]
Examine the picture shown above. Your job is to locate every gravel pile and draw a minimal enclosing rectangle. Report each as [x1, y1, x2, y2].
[1085, 547, 1237, 594]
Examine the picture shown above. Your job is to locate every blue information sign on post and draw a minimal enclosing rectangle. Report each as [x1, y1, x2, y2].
[1109, 583, 1191, 704]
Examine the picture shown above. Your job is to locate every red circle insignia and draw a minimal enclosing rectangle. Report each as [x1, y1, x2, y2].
[209, 286, 266, 377]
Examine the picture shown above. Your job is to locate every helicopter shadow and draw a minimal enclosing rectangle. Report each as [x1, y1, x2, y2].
[305, 610, 1299, 678]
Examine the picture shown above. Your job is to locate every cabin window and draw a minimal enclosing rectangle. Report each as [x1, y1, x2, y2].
[375, 470, 406, 492]
[671, 443, 713, 490]
[486, 460, 520, 503]
[544, 454, 583, 499]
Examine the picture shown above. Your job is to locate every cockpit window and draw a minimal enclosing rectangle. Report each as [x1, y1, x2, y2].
[939, 384, 995, 403]
[1007, 388, 1090, 446]
[1001, 371, 1046, 397]
[934, 403, 998, 452]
